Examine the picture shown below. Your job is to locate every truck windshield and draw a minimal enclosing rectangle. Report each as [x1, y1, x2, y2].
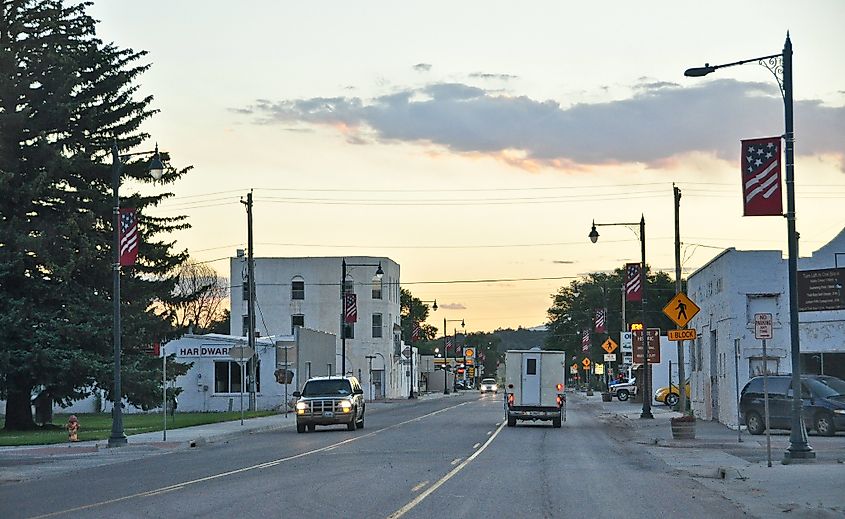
[302, 380, 352, 396]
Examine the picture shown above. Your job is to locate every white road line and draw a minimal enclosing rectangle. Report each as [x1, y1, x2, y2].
[387, 421, 507, 519]
[411, 481, 429, 493]
[28, 401, 471, 519]
[450, 458, 462, 466]
[486, 430, 492, 435]
[472, 442, 481, 449]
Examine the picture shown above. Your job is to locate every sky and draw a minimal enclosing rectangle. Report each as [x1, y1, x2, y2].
[89, 1, 845, 333]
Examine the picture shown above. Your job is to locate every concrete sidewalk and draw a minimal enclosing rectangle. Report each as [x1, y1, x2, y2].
[577, 391, 845, 518]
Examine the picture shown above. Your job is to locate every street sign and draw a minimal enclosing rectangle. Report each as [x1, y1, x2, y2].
[402, 346, 412, 359]
[667, 329, 696, 341]
[603, 353, 616, 362]
[468, 367, 475, 377]
[570, 365, 578, 374]
[632, 328, 661, 364]
[601, 338, 619, 354]
[620, 332, 633, 353]
[229, 345, 254, 363]
[662, 292, 700, 328]
[582, 358, 591, 369]
[754, 313, 773, 340]
[464, 348, 474, 358]
[594, 363, 604, 375]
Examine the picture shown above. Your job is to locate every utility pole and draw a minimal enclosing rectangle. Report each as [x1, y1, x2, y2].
[674, 184, 687, 414]
[241, 191, 257, 411]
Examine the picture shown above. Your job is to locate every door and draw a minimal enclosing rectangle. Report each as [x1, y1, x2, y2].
[522, 353, 541, 405]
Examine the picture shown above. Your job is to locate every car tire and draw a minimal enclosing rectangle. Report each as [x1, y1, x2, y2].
[307, 424, 316, 432]
[745, 411, 765, 435]
[507, 415, 517, 427]
[347, 415, 357, 431]
[296, 423, 306, 434]
[815, 412, 836, 436]
[357, 417, 364, 429]
[617, 389, 629, 402]
[665, 393, 679, 407]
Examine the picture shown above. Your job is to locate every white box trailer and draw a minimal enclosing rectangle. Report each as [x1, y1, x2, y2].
[504, 348, 566, 427]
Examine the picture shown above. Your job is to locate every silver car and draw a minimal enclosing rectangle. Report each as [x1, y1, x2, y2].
[480, 378, 498, 394]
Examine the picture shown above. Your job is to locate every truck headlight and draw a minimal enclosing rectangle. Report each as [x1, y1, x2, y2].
[339, 399, 353, 412]
[295, 401, 308, 412]
[834, 409, 845, 415]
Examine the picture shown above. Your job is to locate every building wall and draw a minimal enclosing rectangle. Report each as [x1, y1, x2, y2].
[687, 228, 845, 427]
[229, 255, 405, 399]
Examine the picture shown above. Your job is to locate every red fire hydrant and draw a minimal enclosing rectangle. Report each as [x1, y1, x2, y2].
[66, 415, 79, 442]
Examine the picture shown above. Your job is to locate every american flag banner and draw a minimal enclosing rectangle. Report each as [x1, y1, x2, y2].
[445, 336, 453, 353]
[741, 136, 783, 217]
[343, 293, 358, 323]
[625, 263, 642, 302]
[594, 308, 607, 334]
[412, 322, 421, 341]
[119, 208, 139, 266]
[581, 329, 590, 352]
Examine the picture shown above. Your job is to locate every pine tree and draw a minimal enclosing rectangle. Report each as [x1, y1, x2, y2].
[0, 1, 191, 429]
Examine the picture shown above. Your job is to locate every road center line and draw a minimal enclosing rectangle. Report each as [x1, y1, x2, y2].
[411, 481, 429, 493]
[28, 400, 471, 519]
[450, 458, 462, 466]
[387, 420, 507, 519]
[472, 442, 481, 449]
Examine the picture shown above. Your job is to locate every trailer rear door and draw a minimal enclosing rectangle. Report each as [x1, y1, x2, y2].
[522, 352, 541, 405]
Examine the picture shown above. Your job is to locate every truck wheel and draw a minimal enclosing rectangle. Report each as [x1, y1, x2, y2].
[815, 412, 836, 436]
[665, 393, 679, 407]
[617, 389, 629, 401]
[357, 415, 365, 429]
[745, 411, 765, 435]
[296, 423, 306, 433]
[347, 416, 357, 430]
[552, 416, 562, 428]
[507, 415, 516, 427]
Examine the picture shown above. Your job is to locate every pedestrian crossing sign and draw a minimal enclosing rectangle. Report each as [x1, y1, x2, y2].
[662, 292, 700, 328]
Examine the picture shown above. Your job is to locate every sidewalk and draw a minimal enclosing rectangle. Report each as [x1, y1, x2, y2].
[577, 391, 845, 518]
[0, 391, 453, 483]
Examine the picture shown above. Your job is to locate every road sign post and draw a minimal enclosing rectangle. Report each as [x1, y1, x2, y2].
[230, 345, 254, 425]
[754, 313, 774, 466]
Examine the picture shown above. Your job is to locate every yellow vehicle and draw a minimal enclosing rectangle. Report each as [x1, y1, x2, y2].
[654, 381, 690, 407]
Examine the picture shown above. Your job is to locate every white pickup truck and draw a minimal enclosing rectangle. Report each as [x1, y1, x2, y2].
[608, 378, 637, 401]
[504, 348, 566, 427]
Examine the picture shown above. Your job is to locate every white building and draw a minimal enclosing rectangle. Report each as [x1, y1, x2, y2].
[230, 254, 406, 399]
[687, 228, 845, 427]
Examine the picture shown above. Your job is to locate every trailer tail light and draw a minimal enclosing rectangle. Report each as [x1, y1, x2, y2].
[556, 383, 563, 392]
[507, 394, 514, 406]
[556, 395, 562, 407]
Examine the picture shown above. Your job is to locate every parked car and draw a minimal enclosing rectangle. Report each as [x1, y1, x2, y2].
[654, 381, 690, 407]
[293, 376, 365, 433]
[608, 378, 636, 401]
[739, 375, 845, 436]
[480, 378, 498, 394]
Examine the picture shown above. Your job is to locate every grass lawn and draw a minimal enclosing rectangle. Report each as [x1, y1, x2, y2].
[0, 411, 276, 446]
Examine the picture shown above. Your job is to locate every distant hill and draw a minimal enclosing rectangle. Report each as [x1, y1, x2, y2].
[493, 327, 550, 353]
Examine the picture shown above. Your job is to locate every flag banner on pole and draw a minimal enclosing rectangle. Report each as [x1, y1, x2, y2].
[741, 136, 783, 217]
[412, 322, 421, 341]
[625, 263, 642, 302]
[594, 308, 607, 333]
[119, 208, 139, 266]
[581, 329, 590, 352]
[445, 337, 453, 353]
[344, 293, 358, 323]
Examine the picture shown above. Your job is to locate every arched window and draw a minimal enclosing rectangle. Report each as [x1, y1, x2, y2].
[291, 276, 305, 300]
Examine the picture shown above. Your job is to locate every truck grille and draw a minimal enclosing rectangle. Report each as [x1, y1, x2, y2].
[303, 399, 342, 415]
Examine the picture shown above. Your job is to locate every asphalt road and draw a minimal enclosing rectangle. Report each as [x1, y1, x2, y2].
[1, 393, 749, 519]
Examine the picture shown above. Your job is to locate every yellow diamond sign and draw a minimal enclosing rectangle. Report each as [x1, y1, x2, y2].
[662, 292, 700, 328]
[582, 358, 591, 369]
[601, 338, 618, 354]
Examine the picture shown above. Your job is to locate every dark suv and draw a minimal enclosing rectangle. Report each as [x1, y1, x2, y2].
[293, 376, 365, 433]
[740, 375, 845, 436]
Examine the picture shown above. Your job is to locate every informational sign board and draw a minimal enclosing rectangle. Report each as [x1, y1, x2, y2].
[797, 268, 845, 312]
[620, 332, 633, 353]
[667, 329, 696, 341]
[604, 353, 616, 362]
[632, 328, 661, 364]
[594, 363, 604, 375]
[662, 292, 700, 328]
[570, 365, 578, 374]
[754, 313, 773, 340]
[229, 345, 255, 363]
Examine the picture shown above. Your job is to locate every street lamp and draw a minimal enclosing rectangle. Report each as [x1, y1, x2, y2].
[589, 216, 653, 419]
[341, 259, 384, 377]
[408, 299, 437, 399]
[684, 33, 814, 462]
[442, 318, 465, 394]
[109, 141, 165, 447]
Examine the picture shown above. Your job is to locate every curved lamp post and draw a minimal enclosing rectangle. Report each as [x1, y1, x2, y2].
[442, 318, 465, 394]
[109, 141, 164, 447]
[684, 33, 813, 462]
[408, 299, 437, 398]
[589, 216, 653, 419]
[341, 259, 384, 377]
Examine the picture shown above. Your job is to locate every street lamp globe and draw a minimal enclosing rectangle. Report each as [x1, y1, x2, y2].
[375, 263, 384, 280]
[588, 221, 599, 243]
[148, 144, 164, 180]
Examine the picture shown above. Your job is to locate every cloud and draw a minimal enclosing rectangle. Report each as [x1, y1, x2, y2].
[469, 72, 518, 81]
[552, 260, 575, 264]
[438, 303, 466, 310]
[413, 63, 432, 72]
[238, 79, 845, 170]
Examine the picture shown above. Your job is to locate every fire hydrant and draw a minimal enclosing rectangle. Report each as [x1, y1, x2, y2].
[66, 415, 79, 442]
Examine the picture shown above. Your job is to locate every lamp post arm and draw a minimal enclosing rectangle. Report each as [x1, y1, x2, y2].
[705, 52, 782, 71]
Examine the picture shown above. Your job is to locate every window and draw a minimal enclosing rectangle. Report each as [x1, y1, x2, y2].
[291, 314, 304, 334]
[291, 277, 305, 300]
[372, 276, 383, 299]
[372, 313, 383, 338]
[526, 358, 537, 375]
[214, 359, 260, 393]
[242, 315, 249, 337]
